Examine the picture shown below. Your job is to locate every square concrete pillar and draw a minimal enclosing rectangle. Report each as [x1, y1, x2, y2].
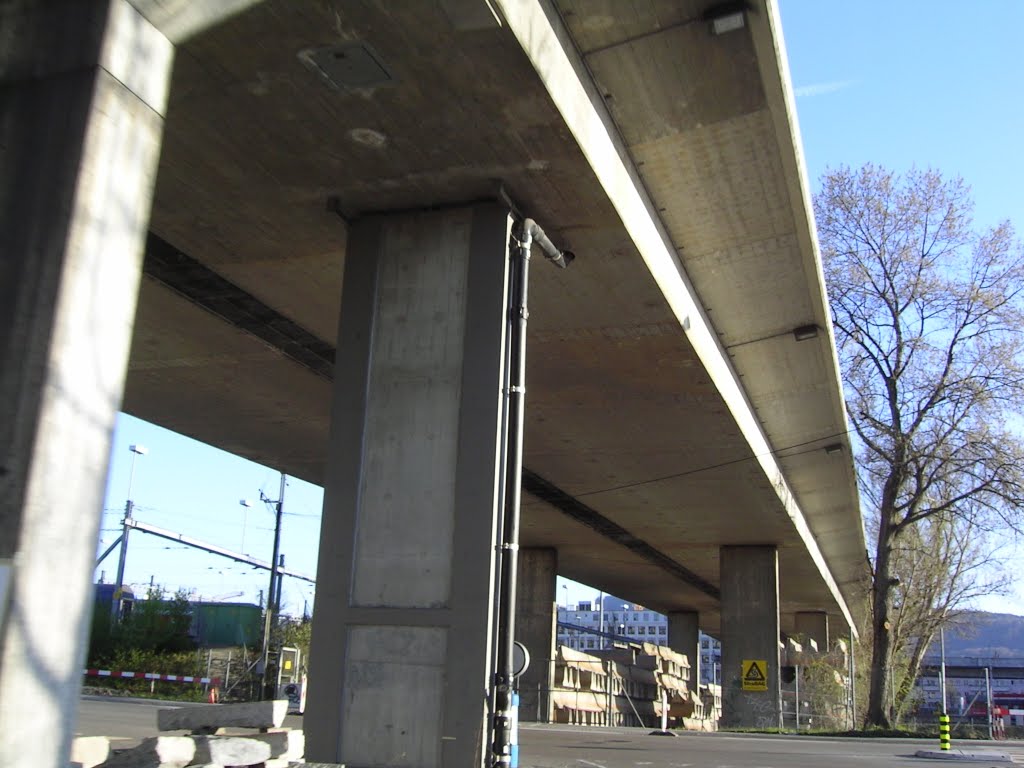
[515, 548, 557, 723]
[305, 204, 514, 767]
[795, 611, 830, 654]
[720, 546, 781, 729]
[668, 611, 700, 689]
[0, 4, 172, 766]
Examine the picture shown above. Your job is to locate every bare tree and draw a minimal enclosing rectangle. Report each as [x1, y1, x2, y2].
[814, 165, 1024, 728]
[885, 512, 1008, 722]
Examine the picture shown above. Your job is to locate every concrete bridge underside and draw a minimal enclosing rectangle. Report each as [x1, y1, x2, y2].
[1, 1, 868, 765]
[127, 0, 867, 631]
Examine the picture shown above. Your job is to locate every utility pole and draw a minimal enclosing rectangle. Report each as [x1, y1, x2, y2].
[111, 444, 147, 624]
[275, 554, 285, 613]
[259, 472, 286, 699]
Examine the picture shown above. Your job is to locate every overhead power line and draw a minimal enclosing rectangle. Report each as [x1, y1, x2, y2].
[124, 518, 315, 584]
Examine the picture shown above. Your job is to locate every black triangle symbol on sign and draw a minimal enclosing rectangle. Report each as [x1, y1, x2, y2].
[744, 663, 766, 682]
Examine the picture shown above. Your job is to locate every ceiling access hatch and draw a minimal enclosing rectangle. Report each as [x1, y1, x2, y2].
[298, 41, 398, 91]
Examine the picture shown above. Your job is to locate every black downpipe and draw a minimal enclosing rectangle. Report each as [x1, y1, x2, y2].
[486, 233, 513, 766]
[491, 218, 572, 767]
[491, 226, 531, 768]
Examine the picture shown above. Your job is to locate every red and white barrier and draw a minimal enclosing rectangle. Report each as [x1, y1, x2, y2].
[83, 669, 221, 686]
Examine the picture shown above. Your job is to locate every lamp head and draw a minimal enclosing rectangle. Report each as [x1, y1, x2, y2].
[704, 2, 749, 36]
[792, 324, 819, 342]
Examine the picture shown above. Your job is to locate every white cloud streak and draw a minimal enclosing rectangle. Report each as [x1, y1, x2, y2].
[794, 79, 857, 98]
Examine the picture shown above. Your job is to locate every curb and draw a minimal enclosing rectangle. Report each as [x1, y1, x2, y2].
[914, 749, 1013, 762]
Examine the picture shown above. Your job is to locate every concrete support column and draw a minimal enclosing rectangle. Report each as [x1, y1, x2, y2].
[0, 4, 172, 766]
[668, 611, 700, 690]
[515, 548, 557, 723]
[305, 204, 514, 768]
[795, 611, 830, 654]
[720, 545, 781, 729]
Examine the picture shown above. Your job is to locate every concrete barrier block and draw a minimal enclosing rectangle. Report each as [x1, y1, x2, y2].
[96, 736, 195, 767]
[156, 700, 289, 731]
[70, 736, 110, 768]
[249, 729, 304, 760]
[192, 735, 271, 766]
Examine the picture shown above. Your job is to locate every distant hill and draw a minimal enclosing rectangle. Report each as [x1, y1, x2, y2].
[931, 612, 1024, 658]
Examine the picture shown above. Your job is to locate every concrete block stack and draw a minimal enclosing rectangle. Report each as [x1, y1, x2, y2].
[783, 634, 849, 669]
[635, 642, 694, 723]
[636, 642, 692, 683]
[551, 647, 610, 725]
[550, 646, 659, 726]
[72, 700, 307, 768]
[696, 683, 722, 729]
[547, 642, 722, 730]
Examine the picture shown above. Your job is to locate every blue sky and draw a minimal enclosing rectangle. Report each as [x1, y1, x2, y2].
[98, 416, 322, 616]
[777, 0, 1024, 616]
[97, 1, 1024, 619]
[779, 0, 1023, 234]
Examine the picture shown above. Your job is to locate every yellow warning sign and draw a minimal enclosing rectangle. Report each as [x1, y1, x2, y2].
[742, 659, 768, 691]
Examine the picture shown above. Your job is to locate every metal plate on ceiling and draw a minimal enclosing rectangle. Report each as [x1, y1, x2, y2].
[298, 41, 397, 90]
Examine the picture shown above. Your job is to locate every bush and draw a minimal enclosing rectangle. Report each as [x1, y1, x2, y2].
[86, 584, 204, 700]
[89, 585, 196, 662]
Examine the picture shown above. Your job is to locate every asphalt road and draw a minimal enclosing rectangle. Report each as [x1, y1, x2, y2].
[518, 725, 1023, 767]
[76, 696, 1024, 767]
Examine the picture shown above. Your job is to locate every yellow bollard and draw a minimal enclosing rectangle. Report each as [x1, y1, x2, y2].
[938, 713, 950, 751]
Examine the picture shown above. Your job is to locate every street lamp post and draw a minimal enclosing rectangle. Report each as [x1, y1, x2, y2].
[111, 444, 147, 623]
[940, 626, 948, 715]
[239, 499, 252, 554]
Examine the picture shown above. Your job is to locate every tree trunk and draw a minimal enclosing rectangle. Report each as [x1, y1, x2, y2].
[867, 517, 895, 727]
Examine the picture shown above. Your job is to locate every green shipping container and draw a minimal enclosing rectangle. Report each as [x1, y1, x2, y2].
[191, 602, 262, 648]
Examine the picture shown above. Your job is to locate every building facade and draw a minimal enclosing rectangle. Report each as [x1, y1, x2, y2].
[915, 656, 1024, 717]
[556, 597, 722, 685]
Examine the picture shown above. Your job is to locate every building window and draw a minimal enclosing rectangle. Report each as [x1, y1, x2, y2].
[639, 627, 646, 635]
[658, 627, 666, 635]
